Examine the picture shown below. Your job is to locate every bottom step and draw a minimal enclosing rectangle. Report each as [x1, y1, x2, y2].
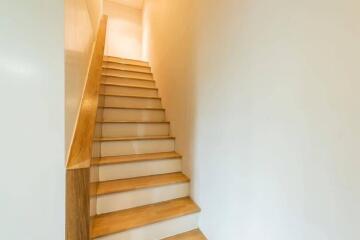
[92, 197, 200, 239]
[162, 229, 207, 240]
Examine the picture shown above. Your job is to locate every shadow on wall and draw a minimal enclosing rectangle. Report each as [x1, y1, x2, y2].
[142, 0, 201, 199]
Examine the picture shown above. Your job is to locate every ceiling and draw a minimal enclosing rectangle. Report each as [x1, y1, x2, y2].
[107, 0, 144, 10]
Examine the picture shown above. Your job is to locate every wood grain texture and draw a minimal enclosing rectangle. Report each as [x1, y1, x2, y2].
[66, 15, 108, 169]
[162, 229, 207, 240]
[96, 172, 189, 195]
[101, 81, 158, 89]
[99, 93, 160, 99]
[66, 168, 90, 240]
[92, 151, 181, 165]
[104, 56, 149, 67]
[102, 66, 152, 74]
[91, 197, 200, 238]
[93, 136, 175, 142]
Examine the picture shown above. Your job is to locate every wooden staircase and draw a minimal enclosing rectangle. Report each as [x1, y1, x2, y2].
[89, 56, 207, 239]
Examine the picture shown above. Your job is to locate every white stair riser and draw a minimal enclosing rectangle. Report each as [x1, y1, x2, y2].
[97, 183, 190, 214]
[94, 213, 199, 240]
[103, 76, 155, 87]
[104, 56, 149, 67]
[103, 96, 161, 108]
[101, 85, 158, 97]
[103, 62, 151, 73]
[103, 109, 165, 122]
[101, 123, 169, 137]
[103, 69, 153, 80]
[101, 139, 175, 156]
[98, 159, 182, 181]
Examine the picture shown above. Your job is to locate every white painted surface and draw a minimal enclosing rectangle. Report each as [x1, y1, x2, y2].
[102, 108, 165, 121]
[101, 138, 175, 156]
[0, 0, 64, 239]
[101, 122, 169, 137]
[143, 0, 360, 239]
[97, 183, 190, 213]
[103, 96, 161, 108]
[94, 213, 199, 240]
[107, 0, 144, 10]
[104, 0, 143, 59]
[101, 85, 158, 97]
[102, 76, 155, 87]
[65, 0, 102, 154]
[99, 158, 182, 181]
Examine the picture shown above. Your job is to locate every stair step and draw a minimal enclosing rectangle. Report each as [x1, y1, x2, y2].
[97, 120, 169, 123]
[99, 136, 175, 156]
[99, 121, 169, 138]
[100, 93, 160, 99]
[101, 82, 158, 90]
[91, 197, 200, 239]
[99, 106, 165, 111]
[92, 152, 181, 166]
[104, 56, 149, 67]
[102, 108, 165, 122]
[162, 229, 207, 240]
[103, 61, 151, 74]
[101, 84, 158, 97]
[102, 75, 155, 88]
[94, 136, 175, 142]
[102, 73, 154, 82]
[97, 173, 189, 196]
[102, 66, 151, 74]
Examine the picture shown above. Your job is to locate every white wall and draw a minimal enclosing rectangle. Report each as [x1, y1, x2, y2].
[65, 0, 103, 155]
[104, 0, 143, 60]
[0, 0, 65, 239]
[143, 0, 360, 239]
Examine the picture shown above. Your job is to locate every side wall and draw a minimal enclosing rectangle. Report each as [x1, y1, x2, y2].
[65, 0, 103, 155]
[0, 0, 65, 239]
[104, 0, 143, 60]
[143, 0, 360, 239]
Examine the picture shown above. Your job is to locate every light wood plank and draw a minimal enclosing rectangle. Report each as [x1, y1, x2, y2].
[99, 93, 160, 99]
[94, 136, 175, 142]
[97, 172, 189, 195]
[98, 106, 165, 110]
[66, 168, 90, 240]
[162, 229, 207, 240]
[91, 197, 200, 238]
[101, 81, 158, 89]
[92, 151, 181, 165]
[104, 56, 149, 67]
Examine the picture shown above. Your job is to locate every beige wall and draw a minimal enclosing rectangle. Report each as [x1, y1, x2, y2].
[143, 0, 360, 239]
[104, 0, 143, 60]
[65, 0, 103, 154]
[0, 0, 64, 238]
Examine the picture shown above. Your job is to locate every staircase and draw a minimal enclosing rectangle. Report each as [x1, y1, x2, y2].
[90, 56, 206, 240]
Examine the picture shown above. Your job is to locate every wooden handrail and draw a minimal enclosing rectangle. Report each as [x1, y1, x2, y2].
[66, 15, 108, 240]
[66, 15, 108, 169]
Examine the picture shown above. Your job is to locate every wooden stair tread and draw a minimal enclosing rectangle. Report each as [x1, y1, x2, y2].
[102, 66, 151, 74]
[99, 93, 160, 99]
[103, 56, 149, 67]
[98, 106, 165, 110]
[103, 60, 151, 68]
[94, 136, 175, 142]
[97, 120, 170, 124]
[97, 172, 189, 195]
[162, 229, 207, 240]
[101, 82, 158, 89]
[92, 151, 182, 165]
[91, 197, 200, 238]
[102, 73, 154, 82]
